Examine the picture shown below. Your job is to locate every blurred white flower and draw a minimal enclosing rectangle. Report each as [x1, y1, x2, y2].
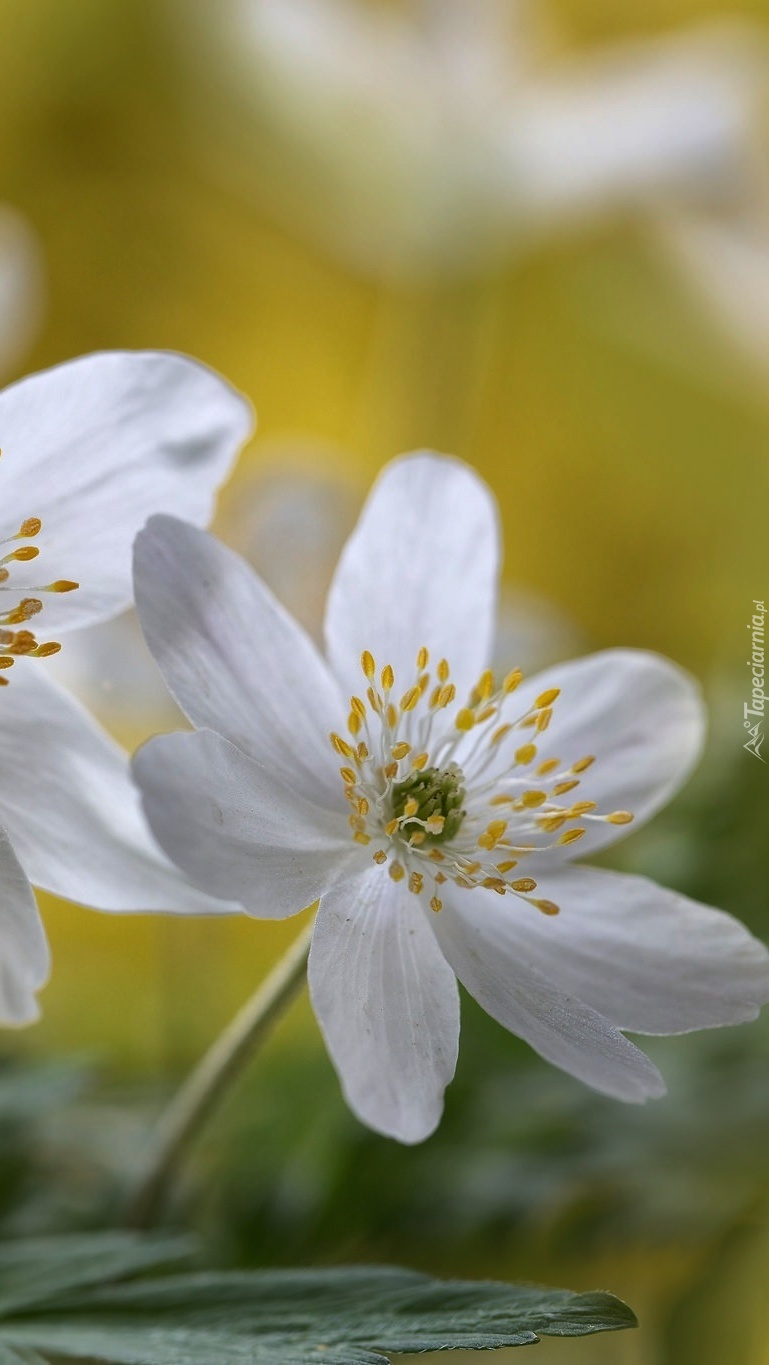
[174, 0, 769, 296]
[0, 825, 49, 1027]
[0, 350, 251, 1023]
[0, 205, 44, 378]
[132, 453, 769, 1143]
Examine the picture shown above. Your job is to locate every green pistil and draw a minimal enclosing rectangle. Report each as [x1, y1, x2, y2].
[391, 763, 466, 844]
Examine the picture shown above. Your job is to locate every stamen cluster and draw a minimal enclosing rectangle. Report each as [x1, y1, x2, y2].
[330, 648, 633, 917]
[1, 453, 78, 685]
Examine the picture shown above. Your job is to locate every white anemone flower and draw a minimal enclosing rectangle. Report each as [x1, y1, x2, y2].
[176, 0, 769, 283]
[0, 350, 252, 1025]
[0, 206, 44, 381]
[132, 454, 769, 1143]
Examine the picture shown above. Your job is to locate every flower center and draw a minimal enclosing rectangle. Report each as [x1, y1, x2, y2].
[1, 453, 79, 685]
[330, 648, 633, 918]
[390, 764, 466, 846]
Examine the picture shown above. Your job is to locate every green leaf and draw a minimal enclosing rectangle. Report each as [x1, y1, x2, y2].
[0, 1240, 637, 1363]
[0, 1234, 193, 1318]
[0, 1345, 48, 1365]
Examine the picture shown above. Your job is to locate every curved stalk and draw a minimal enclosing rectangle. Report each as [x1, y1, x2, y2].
[126, 919, 314, 1229]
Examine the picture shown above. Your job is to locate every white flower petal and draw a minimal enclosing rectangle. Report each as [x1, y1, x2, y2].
[324, 452, 499, 704]
[0, 351, 252, 633]
[134, 516, 345, 807]
[657, 202, 769, 378]
[0, 667, 234, 914]
[432, 886, 666, 1103]
[0, 824, 49, 1026]
[487, 649, 705, 859]
[0, 205, 44, 380]
[503, 865, 769, 1034]
[134, 728, 362, 918]
[308, 865, 460, 1142]
[509, 25, 762, 227]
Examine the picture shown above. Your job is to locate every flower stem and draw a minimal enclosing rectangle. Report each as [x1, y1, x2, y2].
[125, 918, 314, 1229]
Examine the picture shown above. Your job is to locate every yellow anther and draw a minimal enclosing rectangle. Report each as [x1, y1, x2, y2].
[417, 646, 429, 670]
[424, 814, 445, 834]
[521, 790, 547, 808]
[340, 767, 357, 785]
[491, 724, 513, 746]
[348, 712, 361, 736]
[538, 814, 567, 833]
[570, 800, 597, 815]
[350, 696, 366, 719]
[356, 797, 370, 816]
[490, 794, 514, 806]
[536, 757, 560, 776]
[535, 687, 560, 708]
[478, 818, 507, 849]
[437, 658, 450, 682]
[0, 657, 13, 670]
[381, 663, 394, 690]
[430, 896, 443, 914]
[361, 650, 376, 679]
[571, 755, 595, 773]
[18, 518, 42, 537]
[330, 732, 355, 759]
[47, 580, 79, 593]
[386, 703, 398, 728]
[533, 899, 560, 916]
[409, 831, 426, 846]
[606, 810, 634, 825]
[477, 669, 495, 701]
[412, 752, 429, 771]
[482, 877, 507, 894]
[463, 861, 482, 875]
[373, 849, 387, 865]
[353, 831, 371, 845]
[476, 705, 496, 724]
[558, 828, 586, 845]
[514, 743, 537, 765]
[404, 797, 419, 818]
[418, 672, 430, 695]
[535, 708, 552, 732]
[389, 862, 405, 882]
[438, 683, 456, 707]
[511, 877, 537, 893]
[455, 708, 475, 731]
[367, 686, 382, 713]
[434, 871, 447, 884]
[357, 742, 369, 761]
[31, 641, 61, 658]
[408, 871, 424, 895]
[429, 685, 443, 708]
[503, 668, 523, 692]
[385, 818, 399, 837]
[4, 546, 38, 563]
[391, 742, 411, 760]
[383, 761, 398, 780]
[400, 686, 420, 712]
[496, 860, 518, 873]
[553, 780, 579, 796]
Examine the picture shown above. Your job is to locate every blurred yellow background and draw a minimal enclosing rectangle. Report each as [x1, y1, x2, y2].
[2, 3, 769, 1359]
